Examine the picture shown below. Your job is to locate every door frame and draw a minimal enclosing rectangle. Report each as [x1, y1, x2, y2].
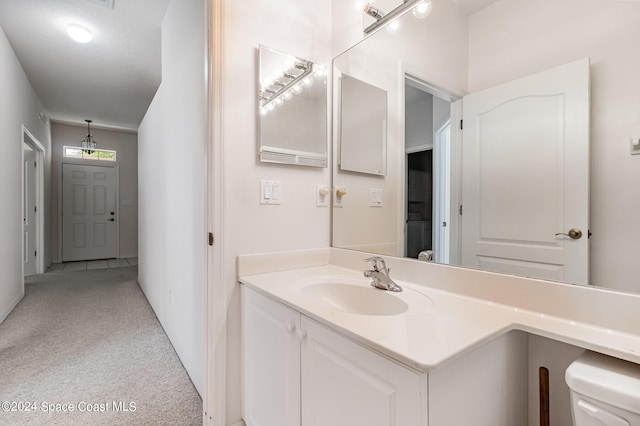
[21, 126, 45, 283]
[401, 71, 462, 260]
[204, 0, 226, 424]
[58, 162, 120, 262]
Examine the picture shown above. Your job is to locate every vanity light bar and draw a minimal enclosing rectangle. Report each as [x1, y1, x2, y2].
[259, 60, 313, 108]
[364, 0, 423, 34]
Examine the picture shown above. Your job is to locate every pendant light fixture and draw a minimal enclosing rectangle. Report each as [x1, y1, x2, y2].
[81, 119, 97, 154]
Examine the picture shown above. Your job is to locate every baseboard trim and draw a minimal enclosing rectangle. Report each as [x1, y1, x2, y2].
[0, 291, 24, 324]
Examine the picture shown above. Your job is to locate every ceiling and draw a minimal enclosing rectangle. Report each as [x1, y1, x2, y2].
[452, 0, 500, 15]
[0, 0, 169, 131]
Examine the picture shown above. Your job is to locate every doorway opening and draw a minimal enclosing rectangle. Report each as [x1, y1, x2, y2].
[403, 75, 458, 263]
[22, 126, 46, 280]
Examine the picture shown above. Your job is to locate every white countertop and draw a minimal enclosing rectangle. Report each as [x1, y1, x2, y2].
[238, 248, 640, 372]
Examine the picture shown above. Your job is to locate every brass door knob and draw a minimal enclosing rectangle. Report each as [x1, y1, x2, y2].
[555, 228, 582, 240]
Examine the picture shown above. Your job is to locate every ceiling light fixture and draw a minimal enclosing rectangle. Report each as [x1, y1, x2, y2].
[81, 119, 97, 154]
[67, 23, 93, 43]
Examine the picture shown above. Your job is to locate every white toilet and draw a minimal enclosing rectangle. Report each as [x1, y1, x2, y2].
[566, 351, 640, 426]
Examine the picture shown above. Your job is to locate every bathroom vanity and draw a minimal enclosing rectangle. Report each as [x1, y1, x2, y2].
[239, 248, 640, 426]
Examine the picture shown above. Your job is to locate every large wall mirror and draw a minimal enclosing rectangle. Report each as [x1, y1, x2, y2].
[332, 0, 640, 295]
[258, 45, 328, 167]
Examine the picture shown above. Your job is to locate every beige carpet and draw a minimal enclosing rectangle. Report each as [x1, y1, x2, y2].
[0, 266, 202, 425]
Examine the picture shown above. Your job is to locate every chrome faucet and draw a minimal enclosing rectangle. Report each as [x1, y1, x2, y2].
[363, 256, 402, 292]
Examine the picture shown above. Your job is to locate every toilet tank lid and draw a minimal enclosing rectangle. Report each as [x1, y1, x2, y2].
[565, 351, 640, 415]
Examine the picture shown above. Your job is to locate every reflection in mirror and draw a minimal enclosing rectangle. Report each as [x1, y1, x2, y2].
[258, 45, 328, 167]
[404, 77, 454, 263]
[332, 0, 640, 294]
[362, 0, 433, 33]
[339, 74, 387, 175]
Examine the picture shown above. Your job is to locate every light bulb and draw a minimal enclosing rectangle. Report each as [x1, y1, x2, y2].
[261, 79, 273, 90]
[282, 57, 295, 69]
[260, 107, 268, 116]
[292, 83, 303, 94]
[267, 104, 275, 111]
[412, 0, 432, 19]
[67, 23, 93, 43]
[303, 76, 313, 87]
[284, 91, 293, 100]
[275, 97, 284, 106]
[386, 19, 400, 34]
[314, 66, 327, 77]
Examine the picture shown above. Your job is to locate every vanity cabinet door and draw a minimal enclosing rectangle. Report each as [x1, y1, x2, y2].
[242, 287, 301, 426]
[300, 317, 425, 426]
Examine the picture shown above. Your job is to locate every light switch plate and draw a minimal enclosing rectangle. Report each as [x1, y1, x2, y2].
[631, 136, 640, 155]
[260, 180, 282, 205]
[370, 188, 383, 207]
[334, 186, 346, 207]
[316, 184, 330, 207]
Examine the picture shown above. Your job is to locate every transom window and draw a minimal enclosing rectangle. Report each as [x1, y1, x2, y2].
[64, 146, 116, 161]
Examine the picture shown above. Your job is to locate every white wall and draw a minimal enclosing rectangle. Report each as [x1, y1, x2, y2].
[138, 0, 204, 394]
[50, 123, 138, 260]
[468, 0, 640, 293]
[406, 92, 434, 151]
[0, 25, 51, 322]
[222, 0, 332, 422]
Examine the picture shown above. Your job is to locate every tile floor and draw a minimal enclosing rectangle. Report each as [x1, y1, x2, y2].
[47, 257, 138, 272]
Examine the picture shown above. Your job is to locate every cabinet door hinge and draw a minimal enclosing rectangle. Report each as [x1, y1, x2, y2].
[208, 232, 214, 246]
[459, 205, 463, 215]
[460, 119, 463, 130]
[34, 251, 37, 257]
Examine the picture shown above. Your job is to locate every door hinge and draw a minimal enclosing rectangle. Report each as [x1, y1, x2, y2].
[34, 251, 37, 257]
[34, 161, 37, 168]
[208, 232, 214, 246]
[459, 205, 463, 215]
[34, 206, 37, 212]
[460, 119, 463, 130]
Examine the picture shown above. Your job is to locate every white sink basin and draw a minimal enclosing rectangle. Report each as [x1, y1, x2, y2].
[302, 282, 409, 316]
[293, 276, 433, 317]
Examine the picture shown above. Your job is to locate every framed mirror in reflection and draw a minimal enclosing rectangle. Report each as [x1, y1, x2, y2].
[332, 0, 640, 295]
[339, 74, 388, 175]
[258, 45, 328, 167]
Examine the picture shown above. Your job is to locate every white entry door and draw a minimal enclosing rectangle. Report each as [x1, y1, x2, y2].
[62, 164, 117, 262]
[461, 58, 590, 285]
[24, 147, 37, 276]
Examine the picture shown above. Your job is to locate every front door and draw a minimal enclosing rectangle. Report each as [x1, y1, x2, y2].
[461, 58, 590, 285]
[62, 164, 117, 261]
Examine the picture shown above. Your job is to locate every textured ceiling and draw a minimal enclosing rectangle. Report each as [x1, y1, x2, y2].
[0, 0, 169, 131]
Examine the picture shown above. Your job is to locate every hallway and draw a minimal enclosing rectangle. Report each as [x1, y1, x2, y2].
[0, 266, 201, 425]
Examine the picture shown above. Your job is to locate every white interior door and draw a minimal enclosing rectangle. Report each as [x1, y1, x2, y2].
[62, 164, 117, 262]
[461, 58, 590, 285]
[24, 146, 37, 276]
